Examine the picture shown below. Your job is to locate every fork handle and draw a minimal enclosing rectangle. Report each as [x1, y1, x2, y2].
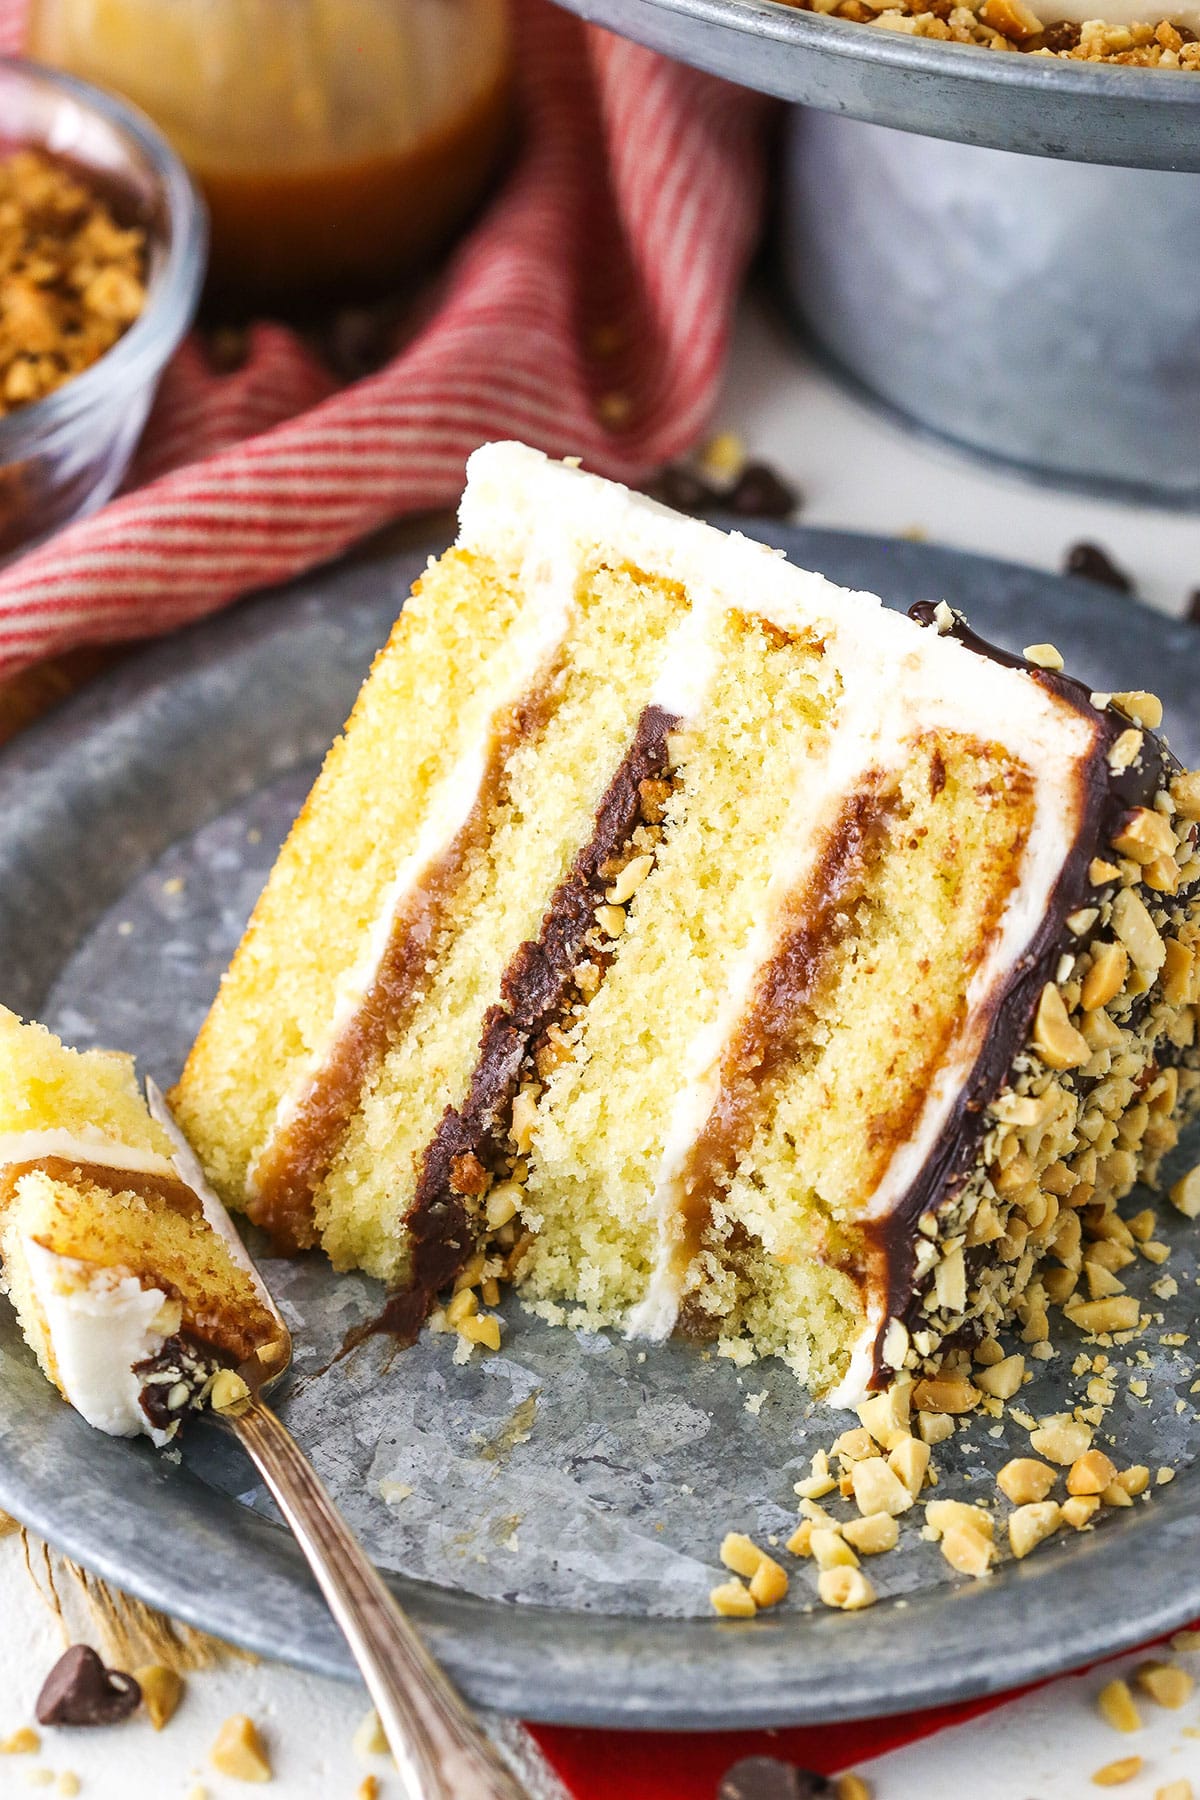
[232, 1398, 530, 1800]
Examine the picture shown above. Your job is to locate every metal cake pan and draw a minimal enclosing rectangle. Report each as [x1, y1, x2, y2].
[555, 0, 1200, 170]
[0, 526, 1198, 1728]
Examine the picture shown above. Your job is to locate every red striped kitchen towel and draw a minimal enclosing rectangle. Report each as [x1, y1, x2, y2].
[0, 0, 769, 676]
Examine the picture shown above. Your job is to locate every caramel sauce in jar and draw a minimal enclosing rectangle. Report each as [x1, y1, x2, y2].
[28, 0, 514, 304]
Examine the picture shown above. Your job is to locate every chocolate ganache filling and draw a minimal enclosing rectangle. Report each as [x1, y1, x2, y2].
[134, 1330, 233, 1435]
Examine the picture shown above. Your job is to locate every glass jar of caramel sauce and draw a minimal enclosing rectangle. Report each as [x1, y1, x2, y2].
[28, 0, 513, 306]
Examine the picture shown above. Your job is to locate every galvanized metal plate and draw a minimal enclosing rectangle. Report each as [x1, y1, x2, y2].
[555, 0, 1200, 171]
[0, 526, 1198, 1729]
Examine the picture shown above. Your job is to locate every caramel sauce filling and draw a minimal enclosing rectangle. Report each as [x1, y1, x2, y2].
[0, 1156, 202, 1219]
[247, 671, 564, 1253]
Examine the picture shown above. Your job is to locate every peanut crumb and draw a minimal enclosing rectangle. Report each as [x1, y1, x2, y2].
[842, 1513, 899, 1556]
[1008, 1501, 1061, 1559]
[0, 1730, 39, 1755]
[720, 1533, 766, 1579]
[210, 1715, 271, 1783]
[135, 1664, 183, 1731]
[709, 1579, 757, 1618]
[1092, 1758, 1142, 1787]
[835, 1778, 873, 1800]
[1030, 1417, 1093, 1465]
[817, 1566, 876, 1611]
[1097, 1678, 1141, 1734]
[353, 1709, 390, 1761]
[1067, 1450, 1118, 1496]
[1133, 1661, 1194, 1708]
[748, 1556, 789, 1609]
[997, 1458, 1057, 1505]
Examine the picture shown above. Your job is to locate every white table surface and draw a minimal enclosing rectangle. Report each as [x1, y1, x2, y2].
[2, 293, 1198, 1800]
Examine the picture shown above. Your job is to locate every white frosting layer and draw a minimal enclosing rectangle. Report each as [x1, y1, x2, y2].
[0, 1129, 175, 1179]
[460, 446, 1099, 1403]
[23, 1239, 175, 1445]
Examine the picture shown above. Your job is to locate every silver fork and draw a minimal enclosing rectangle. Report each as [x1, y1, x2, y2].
[146, 1081, 530, 1800]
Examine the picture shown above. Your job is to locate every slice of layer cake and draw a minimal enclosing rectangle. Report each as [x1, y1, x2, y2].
[174, 442, 1200, 1402]
[0, 1009, 279, 1444]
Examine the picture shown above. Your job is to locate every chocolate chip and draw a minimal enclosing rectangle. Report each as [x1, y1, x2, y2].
[1185, 589, 1200, 625]
[717, 1757, 832, 1800]
[1062, 541, 1133, 593]
[35, 1646, 141, 1727]
[727, 462, 801, 521]
[1038, 18, 1081, 47]
[643, 465, 718, 515]
[322, 304, 397, 381]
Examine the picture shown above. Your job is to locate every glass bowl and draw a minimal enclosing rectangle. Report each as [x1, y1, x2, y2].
[0, 58, 207, 565]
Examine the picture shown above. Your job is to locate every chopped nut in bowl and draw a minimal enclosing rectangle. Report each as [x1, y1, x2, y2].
[0, 58, 205, 564]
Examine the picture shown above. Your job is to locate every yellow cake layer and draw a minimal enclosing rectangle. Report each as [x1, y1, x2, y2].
[0, 1006, 172, 1156]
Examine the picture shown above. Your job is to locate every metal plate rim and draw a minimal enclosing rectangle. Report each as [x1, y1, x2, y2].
[0, 526, 1198, 1729]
